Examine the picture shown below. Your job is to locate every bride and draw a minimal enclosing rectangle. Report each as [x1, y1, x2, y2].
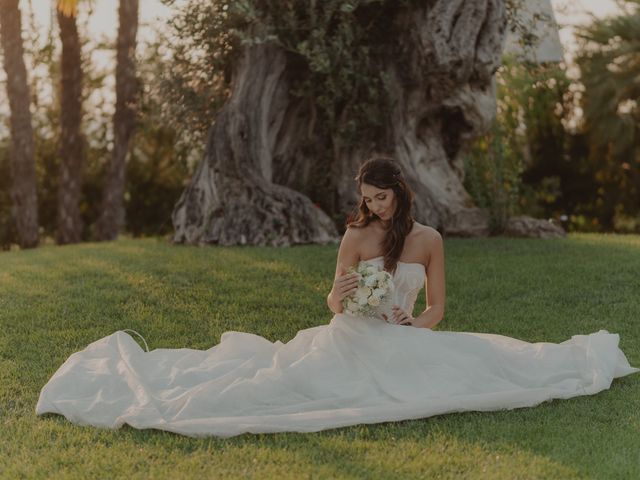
[36, 157, 638, 438]
[328, 156, 444, 329]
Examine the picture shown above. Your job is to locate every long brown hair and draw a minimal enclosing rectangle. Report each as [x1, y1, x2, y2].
[346, 156, 415, 274]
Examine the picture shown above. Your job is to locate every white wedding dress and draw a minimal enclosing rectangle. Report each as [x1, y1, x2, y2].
[36, 256, 639, 437]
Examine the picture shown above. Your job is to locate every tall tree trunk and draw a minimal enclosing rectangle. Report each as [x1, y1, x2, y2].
[0, 0, 39, 248]
[56, 7, 85, 244]
[173, 0, 508, 244]
[95, 0, 138, 240]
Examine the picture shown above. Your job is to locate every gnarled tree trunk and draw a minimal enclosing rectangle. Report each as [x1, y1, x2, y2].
[56, 6, 85, 244]
[172, 44, 338, 246]
[173, 0, 508, 244]
[0, 0, 39, 248]
[387, 0, 506, 235]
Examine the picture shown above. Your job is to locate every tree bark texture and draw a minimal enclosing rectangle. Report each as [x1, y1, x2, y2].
[173, 0, 508, 244]
[386, 0, 507, 235]
[56, 7, 85, 244]
[172, 44, 339, 246]
[95, 0, 139, 241]
[0, 0, 39, 248]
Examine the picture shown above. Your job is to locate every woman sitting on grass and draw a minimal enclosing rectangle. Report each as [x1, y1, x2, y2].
[36, 156, 639, 438]
[327, 156, 444, 328]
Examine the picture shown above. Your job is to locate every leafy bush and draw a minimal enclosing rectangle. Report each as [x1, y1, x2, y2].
[463, 124, 523, 234]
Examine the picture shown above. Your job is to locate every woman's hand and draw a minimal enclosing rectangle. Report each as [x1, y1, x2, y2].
[332, 272, 361, 301]
[390, 305, 414, 326]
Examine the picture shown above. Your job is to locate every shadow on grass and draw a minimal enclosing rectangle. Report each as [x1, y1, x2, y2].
[88, 379, 634, 478]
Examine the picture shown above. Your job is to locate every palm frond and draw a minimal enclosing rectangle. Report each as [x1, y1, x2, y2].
[575, 0, 640, 154]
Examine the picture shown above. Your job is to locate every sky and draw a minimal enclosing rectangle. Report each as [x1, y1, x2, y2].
[553, 0, 622, 54]
[21, 0, 172, 46]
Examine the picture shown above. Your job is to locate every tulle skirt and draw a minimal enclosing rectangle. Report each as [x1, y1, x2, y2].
[36, 314, 639, 437]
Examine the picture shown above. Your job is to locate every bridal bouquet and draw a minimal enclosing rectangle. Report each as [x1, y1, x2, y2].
[342, 261, 394, 319]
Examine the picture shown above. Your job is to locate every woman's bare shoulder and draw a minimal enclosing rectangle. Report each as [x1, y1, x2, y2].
[341, 225, 368, 250]
[344, 224, 366, 237]
[413, 222, 442, 240]
[413, 223, 443, 262]
[344, 223, 376, 238]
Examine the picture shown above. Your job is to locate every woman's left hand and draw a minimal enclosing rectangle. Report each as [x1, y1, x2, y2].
[391, 305, 413, 326]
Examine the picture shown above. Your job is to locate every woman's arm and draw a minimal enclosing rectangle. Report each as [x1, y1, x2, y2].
[327, 227, 360, 314]
[412, 229, 445, 329]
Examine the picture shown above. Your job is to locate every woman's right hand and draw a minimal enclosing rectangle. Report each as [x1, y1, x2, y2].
[333, 272, 361, 301]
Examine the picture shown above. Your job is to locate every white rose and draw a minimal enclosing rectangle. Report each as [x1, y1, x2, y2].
[355, 286, 371, 298]
[367, 296, 381, 306]
[365, 266, 377, 275]
[372, 287, 385, 299]
[374, 271, 387, 282]
[365, 275, 377, 287]
[346, 300, 359, 313]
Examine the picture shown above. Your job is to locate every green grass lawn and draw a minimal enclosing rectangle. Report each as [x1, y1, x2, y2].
[1, 233, 639, 479]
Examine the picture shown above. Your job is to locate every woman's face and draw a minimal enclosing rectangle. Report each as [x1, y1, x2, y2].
[360, 182, 396, 221]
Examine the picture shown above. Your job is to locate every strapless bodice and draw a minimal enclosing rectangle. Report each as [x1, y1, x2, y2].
[361, 256, 426, 317]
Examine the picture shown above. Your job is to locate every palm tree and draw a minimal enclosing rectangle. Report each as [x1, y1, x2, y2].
[0, 0, 39, 248]
[57, 0, 140, 242]
[56, 0, 86, 244]
[95, 0, 139, 240]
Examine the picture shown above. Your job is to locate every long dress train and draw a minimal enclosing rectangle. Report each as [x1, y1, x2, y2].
[36, 257, 639, 437]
